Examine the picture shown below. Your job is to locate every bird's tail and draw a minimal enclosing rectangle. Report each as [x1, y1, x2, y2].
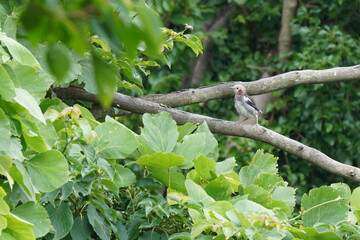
[260, 111, 269, 120]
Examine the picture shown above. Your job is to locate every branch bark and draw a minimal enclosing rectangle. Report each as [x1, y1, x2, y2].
[143, 65, 360, 107]
[53, 86, 360, 182]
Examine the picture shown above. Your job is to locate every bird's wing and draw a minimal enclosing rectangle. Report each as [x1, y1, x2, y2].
[244, 95, 260, 111]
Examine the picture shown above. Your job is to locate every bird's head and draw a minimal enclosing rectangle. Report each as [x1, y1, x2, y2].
[231, 84, 246, 95]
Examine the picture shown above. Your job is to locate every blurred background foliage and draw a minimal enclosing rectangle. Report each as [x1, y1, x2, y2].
[134, 0, 360, 200]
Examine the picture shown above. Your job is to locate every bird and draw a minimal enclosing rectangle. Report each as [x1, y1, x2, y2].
[231, 84, 268, 124]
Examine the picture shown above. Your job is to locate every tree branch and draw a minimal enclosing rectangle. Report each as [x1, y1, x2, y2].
[53, 86, 360, 182]
[144, 65, 360, 107]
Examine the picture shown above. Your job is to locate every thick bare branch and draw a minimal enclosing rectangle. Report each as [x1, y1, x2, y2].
[53, 86, 360, 182]
[143, 65, 360, 107]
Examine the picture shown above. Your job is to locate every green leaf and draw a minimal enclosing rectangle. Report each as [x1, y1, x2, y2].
[92, 53, 118, 108]
[11, 202, 51, 238]
[177, 122, 197, 141]
[0, 155, 13, 188]
[0, 64, 15, 100]
[0, 32, 41, 68]
[301, 186, 348, 227]
[15, 115, 48, 153]
[216, 157, 237, 176]
[185, 179, 214, 206]
[87, 204, 111, 240]
[114, 164, 136, 188]
[351, 187, 360, 209]
[239, 165, 261, 187]
[191, 219, 212, 239]
[175, 34, 203, 56]
[169, 232, 191, 240]
[10, 160, 36, 200]
[4, 61, 52, 102]
[194, 122, 218, 160]
[70, 216, 92, 240]
[205, 175, 233, 201]
[0, 107, 11, 153]
[151, 167, 186, 193]
[46, 43, 72, 83]
[46, 201, 74, 239]
[2, 213, 35, 240]
[272, 186, 296, 213]
[26, 150, 69, 192]
[135, 152, 185, 169]
[173, 133, 205, 168]
[254, 173, 285, 192]
[95, 121, 140, 159]
[193, 155, 217, 181]
[250, 149, 278, 174]
[141, 112, 179, 152]
[13, 88, 46, 124]
[232, 199, 274, 215]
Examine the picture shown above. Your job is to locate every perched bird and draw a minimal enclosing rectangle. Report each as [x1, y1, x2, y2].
[231, 84, 268, 124]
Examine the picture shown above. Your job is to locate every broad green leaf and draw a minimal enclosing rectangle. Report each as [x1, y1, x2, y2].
[0, 2, 22, 38]
[0, 107, 11, 153]
[135, 152, 185, 169]
[134, 2, 163, 57]
[26, 150, 69, 192]
[302, 227, 342, 240]
[185, 179, 214, 206]
[272, 186, 296, 213]
[95, 121, 140, 159]
[301, 186, 348, 227]
[46, 201, 74, 239]
[232, 199, 274, 216]
[175, 34, 203, 56]
[2, 213, 35, 240]
[114, 164, 136, 188]
[0, 64, 15, 100]
[193, 155, 217, 181]
[216, 157, 237, 176]
[239, 165, 261, 187]
[141, 112, 178, 152]
[249, 150, 278, 173]
[151, 167, 187, 193]
[194, 122, 218, 160]
[0, 32, 41, 68]
[10, 160, 35, 200]
[46, 43, 72, 83]
[250, 149, 278, 174]
[14, 115, 48, 153]
[0, 187, 9, 215]
[14, 88, 46, 124]
[173, 133, 205, 168]
[87, 204, 111, 240]
[4, 61, 52, 102]
[93, 53, 118, 108]
[169, 232, 191, 240]
[191, 219, 212, 239]
[38, 119, 57, 149]
[0, 137, 24, 161]
[177, 122, 197, 141]
[254, 173, 285, 192]
[70, 216, 92, 240]
[351, 187, 360, 209]
[0, 155, 13, 188]
[74, 104, 99, 128]
[205, 175, 233, 201]
[11, 202, 51, 238]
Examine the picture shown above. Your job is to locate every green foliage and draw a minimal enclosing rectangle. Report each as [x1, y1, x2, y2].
[0, 0, 360, 239]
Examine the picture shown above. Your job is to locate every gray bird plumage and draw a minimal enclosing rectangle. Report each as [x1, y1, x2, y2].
[231, 84, 268, 124]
